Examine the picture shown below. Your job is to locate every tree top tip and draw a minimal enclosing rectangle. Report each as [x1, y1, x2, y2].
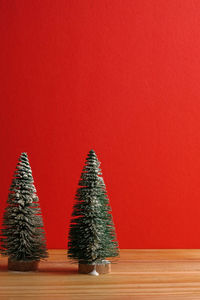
[20, 152, 28, 157]
[89, 149, 96, 155]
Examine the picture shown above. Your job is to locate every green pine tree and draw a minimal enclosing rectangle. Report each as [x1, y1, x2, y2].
[0, 152, 48, 261]
[68, 150, 119, 264]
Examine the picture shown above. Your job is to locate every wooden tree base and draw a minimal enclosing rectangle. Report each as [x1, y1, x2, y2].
[8, 258, 39, 272]
[78, 261, 111, 274]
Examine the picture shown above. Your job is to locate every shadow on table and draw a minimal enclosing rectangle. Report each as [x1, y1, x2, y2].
[0, 260, 7, 271]
[38, 261, 77, 274]
[0, 260, 77, 274]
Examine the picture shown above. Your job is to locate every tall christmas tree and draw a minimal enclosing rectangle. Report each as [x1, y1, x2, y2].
[0, 153, 48, 271]
[68, 150, 119, 274]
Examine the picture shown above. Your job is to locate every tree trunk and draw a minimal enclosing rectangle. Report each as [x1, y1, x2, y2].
[78, 261, 111, 274]
[8, 258, 39, 272]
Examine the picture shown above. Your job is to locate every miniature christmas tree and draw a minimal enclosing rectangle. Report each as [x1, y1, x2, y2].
[0, 152, 48, 271]
[68, 150, 119, 274]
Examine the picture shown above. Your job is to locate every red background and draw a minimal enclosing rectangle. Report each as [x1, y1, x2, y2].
[1, 0, 200, 249]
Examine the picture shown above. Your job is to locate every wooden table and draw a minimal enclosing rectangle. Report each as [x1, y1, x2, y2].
[1, 249, 200, 299]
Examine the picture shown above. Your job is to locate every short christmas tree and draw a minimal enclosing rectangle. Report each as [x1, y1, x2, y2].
[0, 152, 48, 271]
[68, 150, 119, 274]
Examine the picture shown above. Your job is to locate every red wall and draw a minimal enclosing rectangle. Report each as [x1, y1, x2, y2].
[1, 0, 200, 249]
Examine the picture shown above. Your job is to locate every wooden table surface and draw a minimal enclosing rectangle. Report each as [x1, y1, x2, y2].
[1, 249, 200, 299]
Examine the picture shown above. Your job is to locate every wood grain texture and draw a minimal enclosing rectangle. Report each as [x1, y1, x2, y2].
[1, 250, 200, 299]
